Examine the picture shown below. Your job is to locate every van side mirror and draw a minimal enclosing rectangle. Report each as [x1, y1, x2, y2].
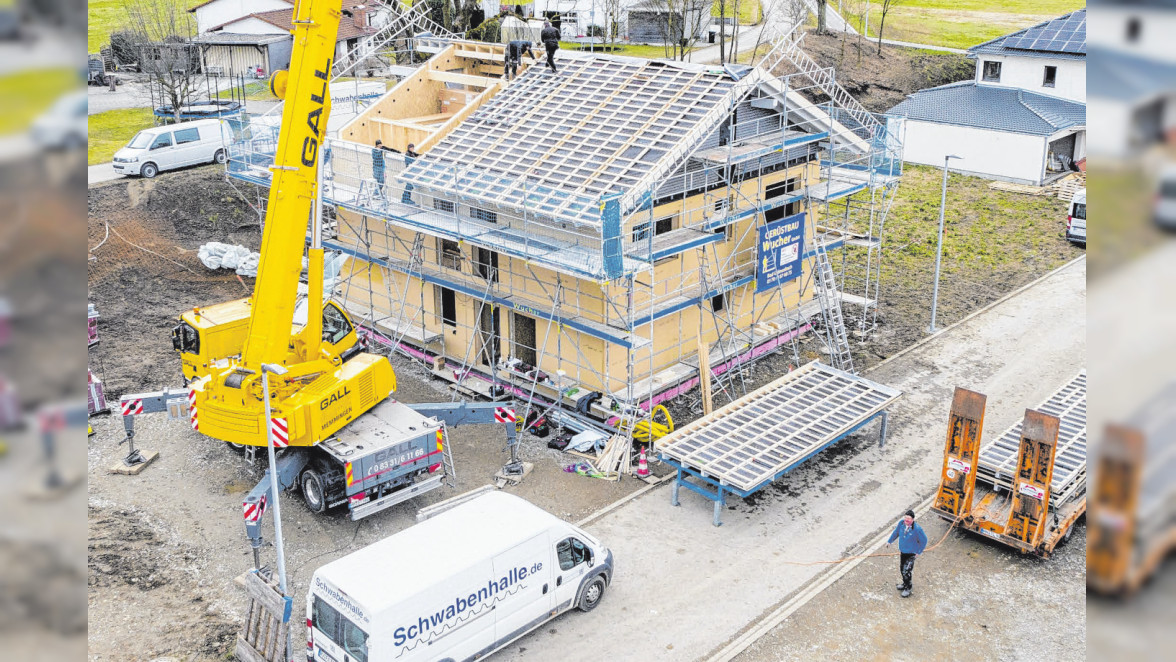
[586, 549, 594, 568]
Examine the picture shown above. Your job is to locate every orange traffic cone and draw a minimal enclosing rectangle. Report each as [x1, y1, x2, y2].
[636, 447, 650, 478]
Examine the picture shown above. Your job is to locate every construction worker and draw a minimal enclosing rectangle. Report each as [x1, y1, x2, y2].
[504, 39, 536, 81]
[540, 21, 560, 73]
[401, 143, 419, 204]
[886, 509, 928, 598]
[372, 139, 390, 199]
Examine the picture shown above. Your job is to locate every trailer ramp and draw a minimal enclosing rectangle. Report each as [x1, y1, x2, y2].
[659, 362, 901, 526]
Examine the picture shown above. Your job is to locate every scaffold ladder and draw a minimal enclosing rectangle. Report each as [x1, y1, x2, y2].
[812, 241, 855, 374]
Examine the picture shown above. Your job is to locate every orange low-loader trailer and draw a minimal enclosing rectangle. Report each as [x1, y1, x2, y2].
[932, 387, 1086, 559]
[1087, 387, 1176, 595]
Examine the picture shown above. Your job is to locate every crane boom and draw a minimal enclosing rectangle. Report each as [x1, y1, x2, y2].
[188, 0, 396, 449]
[241, 0, 337, 369]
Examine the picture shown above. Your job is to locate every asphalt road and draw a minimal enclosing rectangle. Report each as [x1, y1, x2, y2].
[495, 257, 1087, 661]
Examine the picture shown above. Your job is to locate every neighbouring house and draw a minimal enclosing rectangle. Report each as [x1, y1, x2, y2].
[480, 0, 709, 43]
[190, 0, 380, 77]
[888, 10, 1087, 185]
[1087, 0, 1176, 156]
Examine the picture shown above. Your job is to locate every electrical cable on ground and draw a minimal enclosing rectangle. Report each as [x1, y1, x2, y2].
[775, 514, 963, 567]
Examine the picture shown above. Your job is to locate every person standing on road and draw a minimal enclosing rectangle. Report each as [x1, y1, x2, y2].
[540, 21, 560, 73]
[504, 39, 536, 81]
[886, 509, 928, 598]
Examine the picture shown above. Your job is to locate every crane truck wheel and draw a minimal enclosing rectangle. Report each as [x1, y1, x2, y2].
[301, 468, 328, 513]
[226, 441, 246, 453]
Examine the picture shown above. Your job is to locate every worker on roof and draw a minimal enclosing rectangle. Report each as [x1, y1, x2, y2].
[886, 509, 928, 598]
[504, 40, 535, 81]
[401, 143, 419, 205]
[372, 139, 393, 201]
[540, 21, 560, 74]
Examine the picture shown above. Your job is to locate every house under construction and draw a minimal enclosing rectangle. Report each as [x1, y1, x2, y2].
[226, 30, 904, 442]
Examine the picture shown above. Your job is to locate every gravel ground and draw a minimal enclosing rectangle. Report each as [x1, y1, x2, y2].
[735, 518, 1087, 662]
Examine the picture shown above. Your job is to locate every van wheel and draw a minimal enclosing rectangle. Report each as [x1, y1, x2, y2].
[301, 468, 327, 513]
[141, 162, 158, 178]
[578, 576, 605, 612]
[214, 148, 227, 164]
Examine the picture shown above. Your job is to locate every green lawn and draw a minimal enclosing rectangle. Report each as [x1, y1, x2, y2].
[88, 0, 126, 52]
[712, 0, 762, 25]
[89, 107, 156, 164]
[863, 0, 1085, 49]
[0, 68, 82, 135]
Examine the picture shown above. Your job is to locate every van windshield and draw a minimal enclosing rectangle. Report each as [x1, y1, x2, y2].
[128, 132, 153, 149]
[312, 596, 368, 662]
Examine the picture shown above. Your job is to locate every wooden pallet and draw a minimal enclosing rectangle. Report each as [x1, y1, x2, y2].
[234, 570, 292, 662]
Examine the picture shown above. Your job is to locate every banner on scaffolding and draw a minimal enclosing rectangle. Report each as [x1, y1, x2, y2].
[755, 212, 806, 292]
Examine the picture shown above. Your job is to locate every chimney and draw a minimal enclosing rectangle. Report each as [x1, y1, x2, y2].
[351, 5, 367, 29]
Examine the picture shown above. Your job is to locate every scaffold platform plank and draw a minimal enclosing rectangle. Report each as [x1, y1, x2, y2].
[659, 362, 901, 525]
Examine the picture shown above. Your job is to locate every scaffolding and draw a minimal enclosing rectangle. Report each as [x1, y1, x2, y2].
[223, 26, 904, 457]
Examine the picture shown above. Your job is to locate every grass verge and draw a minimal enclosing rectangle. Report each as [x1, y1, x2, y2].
[863, 0, 1084, 49]
[0, 68, 80, 135]
[88, 107, 156, 165]
[844, 164, 1083, 365]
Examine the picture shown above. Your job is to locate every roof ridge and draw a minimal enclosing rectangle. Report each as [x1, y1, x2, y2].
[1016, 89, 1068, 129]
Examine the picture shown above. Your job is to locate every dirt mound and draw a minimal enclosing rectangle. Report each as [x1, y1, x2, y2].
[88, 167, 262, 395]
[770, 31, 974, 113]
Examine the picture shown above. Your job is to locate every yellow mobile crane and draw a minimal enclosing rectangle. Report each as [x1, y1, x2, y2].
[187, 0, 392, 449]
[119, 0, 522, 524]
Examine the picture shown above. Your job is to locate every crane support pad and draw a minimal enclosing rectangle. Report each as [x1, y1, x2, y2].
[977, 370, 1086, 505]
[660, 361, 901, 496]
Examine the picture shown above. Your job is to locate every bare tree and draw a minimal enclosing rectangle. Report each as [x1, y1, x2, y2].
[840, 0, 867, 63]
[875, 0, 902, 55]
[639, 0, 710, 60]
[602, 0, 624, 48]
[123, 0, 198, 123]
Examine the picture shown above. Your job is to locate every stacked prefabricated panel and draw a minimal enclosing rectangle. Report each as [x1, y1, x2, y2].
[976, 370, 1087, 505]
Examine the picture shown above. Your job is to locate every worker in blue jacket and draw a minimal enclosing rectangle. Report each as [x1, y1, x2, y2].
[886, 509, 928, 598]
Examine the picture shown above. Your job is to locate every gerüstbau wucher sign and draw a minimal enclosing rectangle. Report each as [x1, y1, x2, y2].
[756, 212, 806, 292]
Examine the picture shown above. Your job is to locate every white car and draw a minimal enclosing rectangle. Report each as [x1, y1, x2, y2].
[1155, 165, 1176, 232]
[112, 118, 231, 178]
[1065, 188, 1085, 245]
[30, 91, 88, 150]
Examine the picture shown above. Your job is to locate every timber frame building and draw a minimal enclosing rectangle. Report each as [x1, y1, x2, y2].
[227, 32, 904, 439]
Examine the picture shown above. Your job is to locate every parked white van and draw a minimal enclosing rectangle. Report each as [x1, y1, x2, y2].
[112, 119, 231, 178]
[1065, 188, 1085, 246]
[307, 491, 614, 662]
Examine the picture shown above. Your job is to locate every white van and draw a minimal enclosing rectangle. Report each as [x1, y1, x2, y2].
[1065, 187, 1085, 245]
[307, 491, 614, 662]
[112, 119, 231, 178]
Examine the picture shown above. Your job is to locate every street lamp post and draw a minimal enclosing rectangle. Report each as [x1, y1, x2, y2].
[260, 362, 293, 660]
[928, 154, 961, 334]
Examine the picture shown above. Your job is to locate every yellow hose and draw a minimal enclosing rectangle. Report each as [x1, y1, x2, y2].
[630, 404, 674, 443]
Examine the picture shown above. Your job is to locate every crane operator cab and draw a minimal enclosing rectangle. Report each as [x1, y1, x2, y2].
[172, 297, 364, 384]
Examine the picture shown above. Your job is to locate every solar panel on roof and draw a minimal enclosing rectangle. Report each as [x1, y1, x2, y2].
[1003, 9, 1085, 54]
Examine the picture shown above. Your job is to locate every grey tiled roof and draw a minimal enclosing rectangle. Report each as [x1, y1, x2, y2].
[969, 9, 1086, 61]
[1089, 46, 1176, 102]
[887, 82, 1086, 136]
